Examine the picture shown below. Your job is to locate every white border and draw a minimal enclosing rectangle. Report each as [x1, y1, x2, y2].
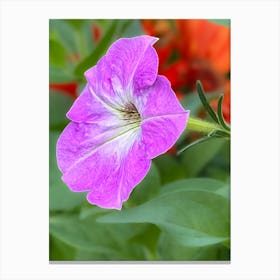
[0, 0, 279, 279]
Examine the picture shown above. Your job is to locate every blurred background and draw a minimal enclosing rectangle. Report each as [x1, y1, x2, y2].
[49, 19, 230, 261]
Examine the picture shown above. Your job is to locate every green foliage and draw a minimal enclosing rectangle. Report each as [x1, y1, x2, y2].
[154, 154, 186, 184]
[159, 178, 227, 196]
[128, 163, 161, 206]
[181, 138, 227, 177]
[49, 39, 66, 67]
[50, 212, 148, 260]
[202, 140, 230, 183]
[196, 80, 219, 124]
[98, 178, 230, 248]
[50, 235, 77, 261]
[157, 233, 230, 260]
[217, 94, 231, 130]
[50, 20, 79, 54]
[181, 91, 220, 117]
[49, 66, 76, 83]
[49, 90, 73, 131]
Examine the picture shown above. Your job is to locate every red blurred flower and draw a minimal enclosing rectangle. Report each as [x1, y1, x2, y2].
[166, 146, 177, 155]
[50, 82, 78, 99]
[161, 61, 189, 89]
[176, 19, 230, 92]
[92, 24, 101, 42]
[141, 20, 177, 71]
[175, 90, 184, 101]
[141, 19, 230, 123]
[176, 20, 230, 75]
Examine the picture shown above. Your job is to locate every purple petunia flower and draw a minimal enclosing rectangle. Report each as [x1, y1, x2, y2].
[56, 35, 189, 210]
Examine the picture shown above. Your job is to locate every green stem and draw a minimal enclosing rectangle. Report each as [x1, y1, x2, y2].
[187, 117, 220, 134]
[177, 116, 230, 155]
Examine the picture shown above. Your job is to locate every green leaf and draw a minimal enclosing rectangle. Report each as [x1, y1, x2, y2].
[79, 206, 112, 220]
[50, 214, 116, 255]
[159, 178, 227, 196]
[49, 66, 76, 83]
[129, 224, 161, 260]
[49, 20, 79, 54]
[214, 184, 230, 199]
[67, 19, 85, 30]
[74, 20, 119, 78]
[154, 154, 186, 184]
[72, 20, 96, 58]
[49, 90, 73, 131]
[82, 20, 96, 55]
[217, 95, 231, 131]
[49, 39, 66, 67]
[49, 131, 86, 211]
[50, 234, 77, 261]
[180, 91, 220, 116]
[74, 243, 147, 261]
[201, 140, 230, 183]
[98, 179, 230, 248]
[208, 19, 230, 27]
[157, 232, 230, 261]
[177, 135, 212, 155]
[128, 163, 161, 206]
[196, 80, 219, 124]
[118, 19, 143, 37]
[181, 137, 226, 177]
[50, 212, 147, 260]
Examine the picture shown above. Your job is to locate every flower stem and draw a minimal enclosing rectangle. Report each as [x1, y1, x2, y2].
[187, 117, 221, 134]
[178, 116, 230, 155]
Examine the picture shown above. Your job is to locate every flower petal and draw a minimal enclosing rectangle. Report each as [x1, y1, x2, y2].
[141, 115, 188, 159]
[66, 84, 118, 124]
[139, 75, 187, 117]
[56, 122, 150, 209]
[139, 75, 189, 158]
[86, 140, 151, 209]
[56, 122, 114, 175]
[85, 35, 159, 105]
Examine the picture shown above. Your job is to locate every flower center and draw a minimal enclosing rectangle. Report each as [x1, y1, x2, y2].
[121, 102, 141, 124]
